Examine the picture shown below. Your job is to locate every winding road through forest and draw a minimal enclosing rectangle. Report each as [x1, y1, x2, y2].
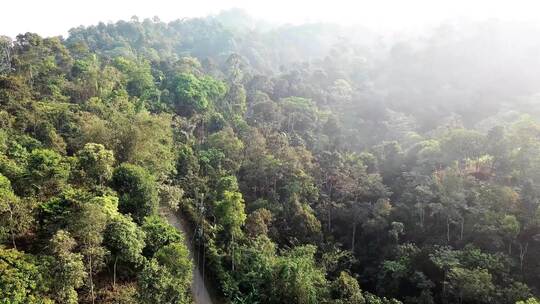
[161, 207, 215, 304]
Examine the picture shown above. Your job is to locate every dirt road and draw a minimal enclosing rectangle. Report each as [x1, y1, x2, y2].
[162, 208, 214, 304]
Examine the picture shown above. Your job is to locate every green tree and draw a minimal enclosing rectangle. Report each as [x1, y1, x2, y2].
[75, 143, 115, 185]
[246, 208, 273, 238]
[271, 245, 328, 304]
[429, 246, 460, 302]
[0, 246, 53, 304]
[215, 185, 246, 272]
[215, 188, 246, 240]
[0, 174, 33, 248]
[113, 57, 156, 99]
[172, 72, 226, 115]
[69, 202, 108, 303]
[332, 272, 366, 304]
[24, 148, 70, 198]
[206, 127, 244, 172]
[49, 230, 86, 304]
[440, 129, 486, 164]
[141, 215, 182, 257]
[111, 163, 159, 223]
[125, 113, 175, 178]
[104, 214, 146, 288]
[501, 214, 520, 255]
[154, 243, 192, 287]
[138, 242, 193, 304]
[447, 267, 494, 304]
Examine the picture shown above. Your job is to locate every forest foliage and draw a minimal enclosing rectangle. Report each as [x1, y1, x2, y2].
[1, 9, 540, 304]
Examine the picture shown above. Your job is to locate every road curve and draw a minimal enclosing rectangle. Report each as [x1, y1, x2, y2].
[161, 207, 214, 304]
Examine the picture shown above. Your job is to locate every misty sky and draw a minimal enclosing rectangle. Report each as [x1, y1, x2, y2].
[2, 0, 540, 38]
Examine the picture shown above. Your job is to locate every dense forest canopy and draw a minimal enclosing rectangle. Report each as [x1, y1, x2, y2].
[1, 9, 540, 304]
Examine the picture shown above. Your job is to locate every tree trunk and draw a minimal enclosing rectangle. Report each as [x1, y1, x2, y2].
[519, 242, 528, 272]
[231, 234, 235, 272]
[327, 208, 332, 232]
[11, 230, 16, 249]
[113, 256, 118, 290]
[442, 270, 447, 304]
[202, 241, 206, 283]
[29, 69, 33, 89]
[419, 205, 424, 229]
[460, 217, 464, 241]
[327, 184, 333, 231]
[446, 216, 450, 244]
[8, 206, 16, 249]
[89, 255, 95, 304]
[351, 221, 357, 254]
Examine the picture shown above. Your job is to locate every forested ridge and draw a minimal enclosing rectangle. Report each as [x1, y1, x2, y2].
[1, 10, 540, 304]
